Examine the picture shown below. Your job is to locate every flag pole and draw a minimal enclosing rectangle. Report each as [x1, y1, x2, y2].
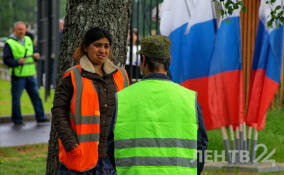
[239, 123, 243, 163]
[239, 123, 243, 151]
[247, 126, 252, 152]
[221, 126, 232, 164]
[229, 125, 236, 164]
[229, 125, 235, 150]
[243, 123, 247, 151]
[251, 127, 258, 164]
[235, 126, 240, 163]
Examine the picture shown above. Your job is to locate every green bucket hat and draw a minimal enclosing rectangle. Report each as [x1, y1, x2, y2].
[136, 35, 171, 59]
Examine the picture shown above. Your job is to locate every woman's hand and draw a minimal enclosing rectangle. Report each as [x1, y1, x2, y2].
[72, 143, 79, 150]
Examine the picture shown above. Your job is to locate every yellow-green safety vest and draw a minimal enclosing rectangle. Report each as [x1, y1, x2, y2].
[6, 36, 35, 77]
[114, 79, 198, 175]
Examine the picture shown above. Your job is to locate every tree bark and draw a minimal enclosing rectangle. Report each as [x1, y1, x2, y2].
[45, 0, 132, 174]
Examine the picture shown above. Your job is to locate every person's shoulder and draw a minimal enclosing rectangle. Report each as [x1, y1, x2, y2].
[24, 35, 33, 42]
[3, 42, 12, 53]
[25, 32, 34, 41]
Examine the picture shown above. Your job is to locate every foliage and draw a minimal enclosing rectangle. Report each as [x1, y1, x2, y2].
[266, 0, 284, 28]
[214, 0, 247, 17]
[0, 0, 67, 37]
[0, 79, 54, 116]
[212, 0, 283, 28]
[59, 0, 67, 19]
[0, 0, 37, 37]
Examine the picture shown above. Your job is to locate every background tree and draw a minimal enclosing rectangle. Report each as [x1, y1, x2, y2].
[0, 0, 37, 36]
[45, 0, 132, 174]
[0, 0, 67, 37]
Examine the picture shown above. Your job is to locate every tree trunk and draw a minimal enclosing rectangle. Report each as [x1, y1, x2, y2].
[45, 0, 132, 174]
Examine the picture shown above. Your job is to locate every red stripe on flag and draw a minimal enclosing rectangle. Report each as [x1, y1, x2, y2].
[181, 70, 244, 130]
[246, 69, 279, 130]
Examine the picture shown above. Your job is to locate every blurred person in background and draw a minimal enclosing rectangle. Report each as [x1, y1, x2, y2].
[3, 21, 48, 126]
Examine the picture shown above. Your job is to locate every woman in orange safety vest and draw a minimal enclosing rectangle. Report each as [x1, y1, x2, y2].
[52, 27, 129, 174]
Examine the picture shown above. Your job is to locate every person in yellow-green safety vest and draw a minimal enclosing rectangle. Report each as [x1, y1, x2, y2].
[109, 35, 208, 175]
[3, 21, 49, 126]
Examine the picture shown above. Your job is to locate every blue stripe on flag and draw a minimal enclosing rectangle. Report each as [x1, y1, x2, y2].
[209, 16, 242, 76]
[252, 20, 284, 83]
[169, 19, 217, 83]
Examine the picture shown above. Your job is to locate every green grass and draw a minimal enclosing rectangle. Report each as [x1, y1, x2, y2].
[0, 79, 54, 116]
[206, 108, 284, 163]
[0, 144, 47, 175]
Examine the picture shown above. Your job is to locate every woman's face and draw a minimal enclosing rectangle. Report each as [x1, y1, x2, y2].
[84, 37, 110, 65]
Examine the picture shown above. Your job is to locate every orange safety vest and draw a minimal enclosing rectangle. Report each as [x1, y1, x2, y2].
[58, 64, 129, 172]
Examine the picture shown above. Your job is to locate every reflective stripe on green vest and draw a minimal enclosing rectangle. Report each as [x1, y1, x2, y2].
[114, 79, 198, 175]
[6, 36, 35, 77]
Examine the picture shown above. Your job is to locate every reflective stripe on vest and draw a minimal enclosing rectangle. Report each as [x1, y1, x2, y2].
[114, 67, 129, 91]
[115, 138, 197, 149]
[116, 157, 197, 168]
[6, 36, 35, 77]
[114, 80, 197, 175]
[59, 64, 129, 172]
[118, 67, 129, 88]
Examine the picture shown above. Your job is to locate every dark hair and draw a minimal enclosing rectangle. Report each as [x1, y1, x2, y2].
[143, 55, 170, 72]
[74, 27, 112, 61]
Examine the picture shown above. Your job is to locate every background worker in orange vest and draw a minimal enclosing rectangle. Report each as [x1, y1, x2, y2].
[52, 27, 129, 174]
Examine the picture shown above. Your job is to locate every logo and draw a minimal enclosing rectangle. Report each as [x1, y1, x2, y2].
[197, 144, 276, 166]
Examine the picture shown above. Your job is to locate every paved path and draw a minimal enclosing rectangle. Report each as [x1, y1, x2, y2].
[0, 121, 51, 147]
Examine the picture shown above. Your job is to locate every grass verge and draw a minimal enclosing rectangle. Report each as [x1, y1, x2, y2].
[206, 107, 284, 163]
[0, 79, 54, 116]
[0, 144, 47, 175]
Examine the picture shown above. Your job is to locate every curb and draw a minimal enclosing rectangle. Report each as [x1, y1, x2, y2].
[0, 113, 51, 123]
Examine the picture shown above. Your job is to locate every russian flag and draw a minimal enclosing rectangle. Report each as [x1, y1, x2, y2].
[208, 3, 245, 130]
[160, 0, 219, 130]
[246, 0, 284, 131]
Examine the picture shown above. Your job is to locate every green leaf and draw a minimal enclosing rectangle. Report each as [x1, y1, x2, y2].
[275, 6, 281, 11]
[234, 4, 239, 9]
[277, 11, 283, 18]
[226, 18, 229, 23]
[228, 8, 233, 15]
[224, 2, 230, 8]
[220, 9, 225, 17]
[280, 17, 284, 24]
[271, 0, 276, 3]
[270, 10, 276, 17]
[224, 0, 233, 8]
[267, 19, 273, 27]
[241, 6, 247, 12]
